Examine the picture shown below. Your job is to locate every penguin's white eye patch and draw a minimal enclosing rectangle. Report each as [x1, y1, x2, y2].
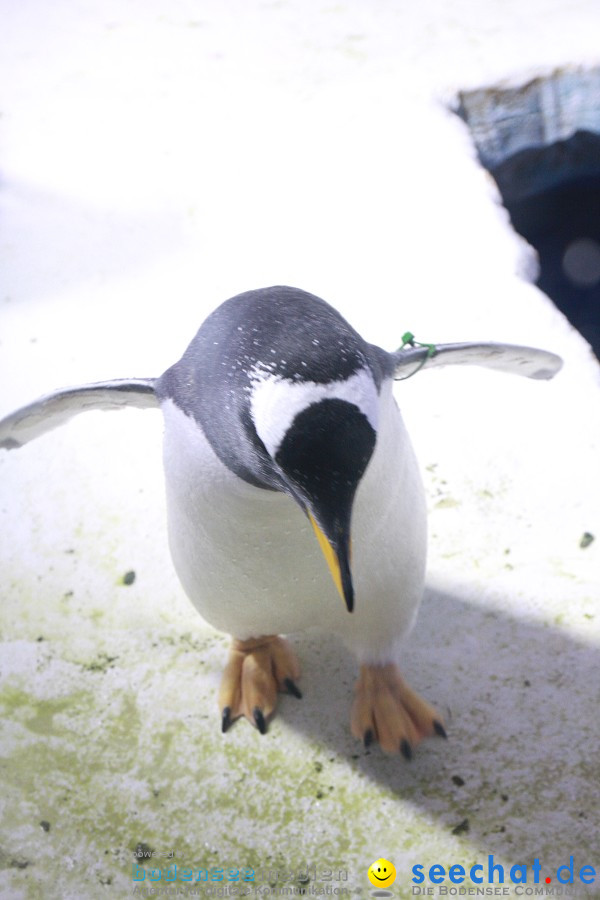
[249, 368, 379, 459]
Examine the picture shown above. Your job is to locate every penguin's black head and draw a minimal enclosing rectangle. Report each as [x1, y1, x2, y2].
[274, 397, 376, 612]
[250, 366, 380, 613]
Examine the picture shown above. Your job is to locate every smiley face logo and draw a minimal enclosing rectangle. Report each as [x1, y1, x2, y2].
[368, 858, 396, 888]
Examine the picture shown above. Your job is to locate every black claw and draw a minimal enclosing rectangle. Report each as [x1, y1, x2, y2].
[284, 678, 302, 699]
[253, 707, 267, 735]
[363, 729, 374, 748]
[221, 707, 232, 733]
[434, 720, 448, 739]
[400, 739, 413, 761]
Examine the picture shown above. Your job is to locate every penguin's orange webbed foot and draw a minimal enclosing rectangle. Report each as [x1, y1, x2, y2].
[351, 663, 446, 758]
[219, 635, 301, 734]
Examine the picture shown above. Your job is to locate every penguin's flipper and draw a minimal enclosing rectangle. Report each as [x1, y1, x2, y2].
[351, 663, 446, 757]
[218, 636, 302, 735]
[0, 378, 159, 450]
[392, 342, 563, 382]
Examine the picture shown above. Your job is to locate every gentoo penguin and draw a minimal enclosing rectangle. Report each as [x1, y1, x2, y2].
[0, 285, 562, 756]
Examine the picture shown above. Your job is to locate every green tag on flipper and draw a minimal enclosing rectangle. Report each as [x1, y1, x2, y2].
[395, 333, 437, 380]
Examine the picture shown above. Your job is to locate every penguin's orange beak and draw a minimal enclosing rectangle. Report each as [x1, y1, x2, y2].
[308, 511, 354, 613]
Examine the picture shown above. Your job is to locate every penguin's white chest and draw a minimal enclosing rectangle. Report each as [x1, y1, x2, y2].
[160, 382, 426, 664]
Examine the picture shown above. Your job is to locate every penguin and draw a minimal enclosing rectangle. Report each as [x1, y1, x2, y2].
[0, 285, 563, 756]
